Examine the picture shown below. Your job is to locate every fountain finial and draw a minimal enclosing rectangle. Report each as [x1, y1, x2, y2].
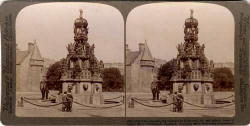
[80, 9, 83, 18]
[190, 9, 194, 18]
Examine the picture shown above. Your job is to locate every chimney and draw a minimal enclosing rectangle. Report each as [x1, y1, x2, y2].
[28, 42, 34, 53]
[125, 44, 130, 56]
[125, 44, 128, 50]
[16, 44, 19, 51]
[126, 44, 130, 51]
[139, 43, 145, 53]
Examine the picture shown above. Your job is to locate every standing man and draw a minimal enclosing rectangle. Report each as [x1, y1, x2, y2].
[177, 85, 184, 112]
[62, 91, 68, 112]
[177, 92, 184, 112]
[40, 80, 46, 100]
[151, 81, 157, 100]
[45, 83, 49, 99]
[155, 82, 160, 100]
[66, 91, 73, 112]
[173, 92, 177, 112]
[151, 76, 160, 100]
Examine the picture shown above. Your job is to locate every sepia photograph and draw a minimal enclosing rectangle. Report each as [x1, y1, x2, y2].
[126, 2, 235, 117]
[15, 2, 125, 117]
[2, 0, 250, 125]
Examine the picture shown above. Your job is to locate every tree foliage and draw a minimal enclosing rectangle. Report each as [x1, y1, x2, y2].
[213, 67, 234, 91]
[157, 59, 176, 90]
[102, 67, 124, 92]
[46, 59, 65, 90]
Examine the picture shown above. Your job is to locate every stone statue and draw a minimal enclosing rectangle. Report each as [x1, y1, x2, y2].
[201, 44, 205, 54]
[210, 60, 214, 68]
[177, 43, 184, 55]
[66, 43, 75, 54]
[85, 43, 90, 56]
[74, 9, 88, 41]
[185, 43, 193, 55]
[90, 44, 95, 55]
[99, 60, 104, 69]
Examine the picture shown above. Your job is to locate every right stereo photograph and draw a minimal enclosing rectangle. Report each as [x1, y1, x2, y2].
[125, 2, 235, 117]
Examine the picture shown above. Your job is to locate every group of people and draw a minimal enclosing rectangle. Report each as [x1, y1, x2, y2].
[40, 81, 74, 112]
[61, 91, 73, 112]
[151, 79, 184, 112]
[172, 92, 184, 112]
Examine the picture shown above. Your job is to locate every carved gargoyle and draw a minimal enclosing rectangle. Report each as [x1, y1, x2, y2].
[83, 84, 88, 91]
[193, 84, 199, 91]
[206, 84, 210, 92]
[90, 44, 95, 56]
[96, 85, 99, 92]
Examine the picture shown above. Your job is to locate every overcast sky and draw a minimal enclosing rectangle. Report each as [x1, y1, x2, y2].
[127, 2, 235, 63]
[16, 2, 124, 63]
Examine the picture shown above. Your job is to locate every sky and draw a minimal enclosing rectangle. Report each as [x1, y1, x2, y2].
[16, 2, 124, 63]
[126, 2, 235, 63]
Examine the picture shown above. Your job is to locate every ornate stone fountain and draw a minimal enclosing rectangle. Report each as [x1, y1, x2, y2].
[171, 10, 214, 104]
[60, 10, 104, 105]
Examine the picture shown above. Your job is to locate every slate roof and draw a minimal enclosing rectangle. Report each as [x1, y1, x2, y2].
[141, 42, 154, 61]
[126, 42, 155, 65]
[16, 50, 29, 65]
[126, 51, 139, 65]
[31, 42, 43, 61]
[16, 42, 44, 65]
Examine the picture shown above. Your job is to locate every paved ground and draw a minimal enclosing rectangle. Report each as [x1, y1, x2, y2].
[16, 91, 234, 117]
[16, 92, 125, 117]
[126, 91, 235, 117]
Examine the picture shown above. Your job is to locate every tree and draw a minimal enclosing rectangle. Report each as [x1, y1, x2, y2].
[102, 67, 124, 92]
[157, 59, 176, 90]
[213, 67, 234, 91]
[46, 58, 65, 90]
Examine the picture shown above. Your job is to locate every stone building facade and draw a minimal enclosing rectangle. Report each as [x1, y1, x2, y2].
[126, 42, 155, 92]
[16, 41, 44, 92]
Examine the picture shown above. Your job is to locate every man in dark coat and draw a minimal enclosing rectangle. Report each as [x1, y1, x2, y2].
[151, 79, 160, 100]
[155, 83, 160, 100]
[62, 91, 68, 112]
[45, 84, 49, 99]
[177, 92, 184, 112]
[173, 92, 177, 112]
[66, 91, 73, 112]
[40, 81, 46, 100]
[151, 81, 157, 100]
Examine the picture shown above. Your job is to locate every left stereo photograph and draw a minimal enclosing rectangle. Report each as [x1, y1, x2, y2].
[15, 2, 125, 117]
